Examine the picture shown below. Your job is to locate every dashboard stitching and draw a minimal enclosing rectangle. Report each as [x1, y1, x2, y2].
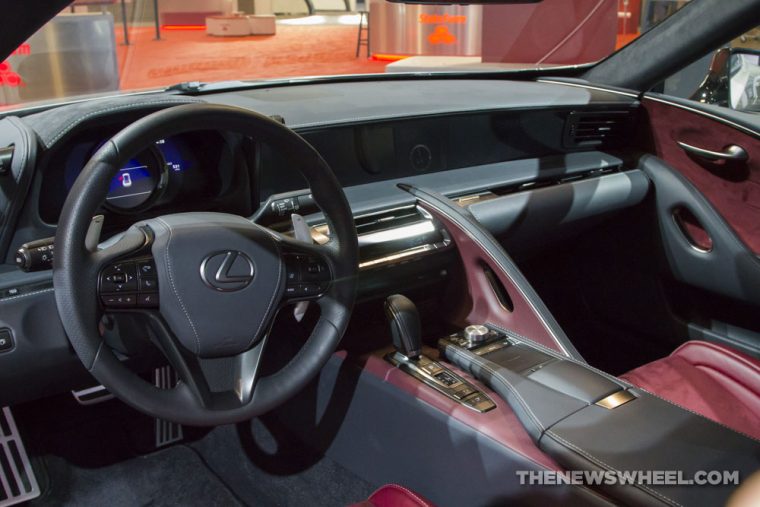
[0, 287, 55, 303]
[156, 217, 201, 354]
[45, 99, 203, 148]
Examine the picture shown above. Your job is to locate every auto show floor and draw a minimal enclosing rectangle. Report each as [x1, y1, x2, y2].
[115, 18, 388, 91]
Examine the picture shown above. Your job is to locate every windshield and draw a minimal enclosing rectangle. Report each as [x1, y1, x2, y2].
[0, 0, 690, 108]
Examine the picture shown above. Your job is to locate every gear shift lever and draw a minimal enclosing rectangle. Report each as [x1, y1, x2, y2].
[383, 295, 496, 412]
[384, 294, 422, 359]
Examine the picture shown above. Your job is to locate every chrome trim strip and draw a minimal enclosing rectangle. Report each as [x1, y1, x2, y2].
[676, 141, 748, 161]
[71, 385, 114, 405]
[536, 79, 640, 99]
[596, 390, 636, 409]
[643, 95, 760, 138]
[414, 196, 572, 357]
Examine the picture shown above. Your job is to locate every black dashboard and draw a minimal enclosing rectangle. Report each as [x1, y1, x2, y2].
[0, 77, 647, 405]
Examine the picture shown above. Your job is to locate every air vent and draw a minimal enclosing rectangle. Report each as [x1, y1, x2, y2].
[564, 110, 635, 148]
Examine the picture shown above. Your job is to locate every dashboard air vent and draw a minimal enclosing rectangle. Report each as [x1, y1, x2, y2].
[564, 110, 635, 148]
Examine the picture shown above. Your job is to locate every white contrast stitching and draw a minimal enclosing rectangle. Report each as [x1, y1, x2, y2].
[445, 344, 545, 432]
[0, 287, 55, 303]
[245, 227, 283, 349]
[487, 323, 760, 443]
[546, 430, 683, 507]
[156, 218, 201, 354]
[415, 196, 574, 358]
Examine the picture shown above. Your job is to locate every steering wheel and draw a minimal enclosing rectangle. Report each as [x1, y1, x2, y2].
[53, 104, 358, 426]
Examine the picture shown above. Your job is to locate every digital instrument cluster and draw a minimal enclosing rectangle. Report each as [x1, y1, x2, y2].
[41, 129, 227, 223]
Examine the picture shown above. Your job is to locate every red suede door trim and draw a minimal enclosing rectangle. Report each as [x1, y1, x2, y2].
[642, 98, 760, 254]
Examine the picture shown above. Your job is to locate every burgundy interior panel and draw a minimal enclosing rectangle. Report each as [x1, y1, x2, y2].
[642, 98, 760, 254]
[344, 348, 561, 472]
[420, 203, 569, 356]
[352, 483, 436, 507]
[620, 340, 760, 440]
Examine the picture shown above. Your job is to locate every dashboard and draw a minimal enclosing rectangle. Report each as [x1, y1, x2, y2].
[0, 78, 648, 405]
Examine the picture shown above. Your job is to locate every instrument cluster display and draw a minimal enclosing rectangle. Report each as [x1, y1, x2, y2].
[41, 129, 227, 224]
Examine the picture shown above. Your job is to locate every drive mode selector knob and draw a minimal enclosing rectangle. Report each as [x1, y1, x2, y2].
[464, 325, 490, 344]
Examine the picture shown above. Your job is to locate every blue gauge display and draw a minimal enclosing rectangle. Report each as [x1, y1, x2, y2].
[105, 160, 155, 209]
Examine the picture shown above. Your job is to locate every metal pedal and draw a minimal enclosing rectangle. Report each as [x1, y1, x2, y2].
[71, 384, 114, 406]
[0, 407, 40, 507]
[154, 366, 183, 448]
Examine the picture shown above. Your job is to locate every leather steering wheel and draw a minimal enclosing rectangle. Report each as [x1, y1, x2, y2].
[54, 104, 358, 426]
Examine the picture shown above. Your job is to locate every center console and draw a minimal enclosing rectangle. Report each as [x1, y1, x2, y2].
[275, 184, 758, 507]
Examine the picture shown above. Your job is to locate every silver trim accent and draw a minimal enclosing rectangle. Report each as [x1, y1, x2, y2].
[154, 366, 184, 448]
[312, 205, 452, 270]
[71, 385, 114, 405]
[0, 407, 40, 507]
[199, 250, 255, 292]
[676, 141, 748, 162]
[536, 79, 640, 98]
[595, 390, 636, 409]
[386, 351, 495, 413]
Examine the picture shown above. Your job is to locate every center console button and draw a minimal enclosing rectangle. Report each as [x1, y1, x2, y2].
[464, 324, 490, 344]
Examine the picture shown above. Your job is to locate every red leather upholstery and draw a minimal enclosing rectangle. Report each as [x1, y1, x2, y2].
[620, 340, 760, 440]
[352, 484, 435, 507]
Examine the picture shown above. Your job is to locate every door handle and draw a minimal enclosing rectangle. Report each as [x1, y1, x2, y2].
[677, 141, 748, 162]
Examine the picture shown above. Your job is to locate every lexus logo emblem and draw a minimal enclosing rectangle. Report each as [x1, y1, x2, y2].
[200, 251, 255, 292]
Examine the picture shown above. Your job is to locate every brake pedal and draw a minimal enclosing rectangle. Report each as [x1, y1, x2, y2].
[0, 407, 40, 506]
[154, 366, 183, 448]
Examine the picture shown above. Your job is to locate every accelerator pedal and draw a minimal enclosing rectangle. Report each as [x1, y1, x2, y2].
[0, 407, 40, 506]
[154, 366, 183, 448]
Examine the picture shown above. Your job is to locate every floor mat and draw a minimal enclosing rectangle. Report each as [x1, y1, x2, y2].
[190, 420, 376, 507]
[31, 445, 242, 507]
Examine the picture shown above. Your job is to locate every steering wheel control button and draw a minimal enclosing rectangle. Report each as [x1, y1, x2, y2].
[99, 257, 158, 309]
[137, 293, 159, 307]
[0, 329, 14, 353]
[136, 260, 156, 277]
[284, 253, 331, 300]
[139, 278, 157, 291]
[101, 294, 136, 308]
[101, 262, 138, 292]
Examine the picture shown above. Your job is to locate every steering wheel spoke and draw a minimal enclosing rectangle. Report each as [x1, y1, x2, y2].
[139, 311, 213, 408]
[143, 311, 269, 409]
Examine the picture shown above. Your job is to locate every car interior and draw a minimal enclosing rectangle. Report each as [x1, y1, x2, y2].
[0, 0, 759, 506]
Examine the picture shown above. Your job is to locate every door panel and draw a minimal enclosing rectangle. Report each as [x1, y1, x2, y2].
[642, 96, 760, 253]
[641, 94, 760, 355]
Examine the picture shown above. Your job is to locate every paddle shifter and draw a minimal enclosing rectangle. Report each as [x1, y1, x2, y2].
[385, 294, 422, 359]
[384, 294, 495, 412]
